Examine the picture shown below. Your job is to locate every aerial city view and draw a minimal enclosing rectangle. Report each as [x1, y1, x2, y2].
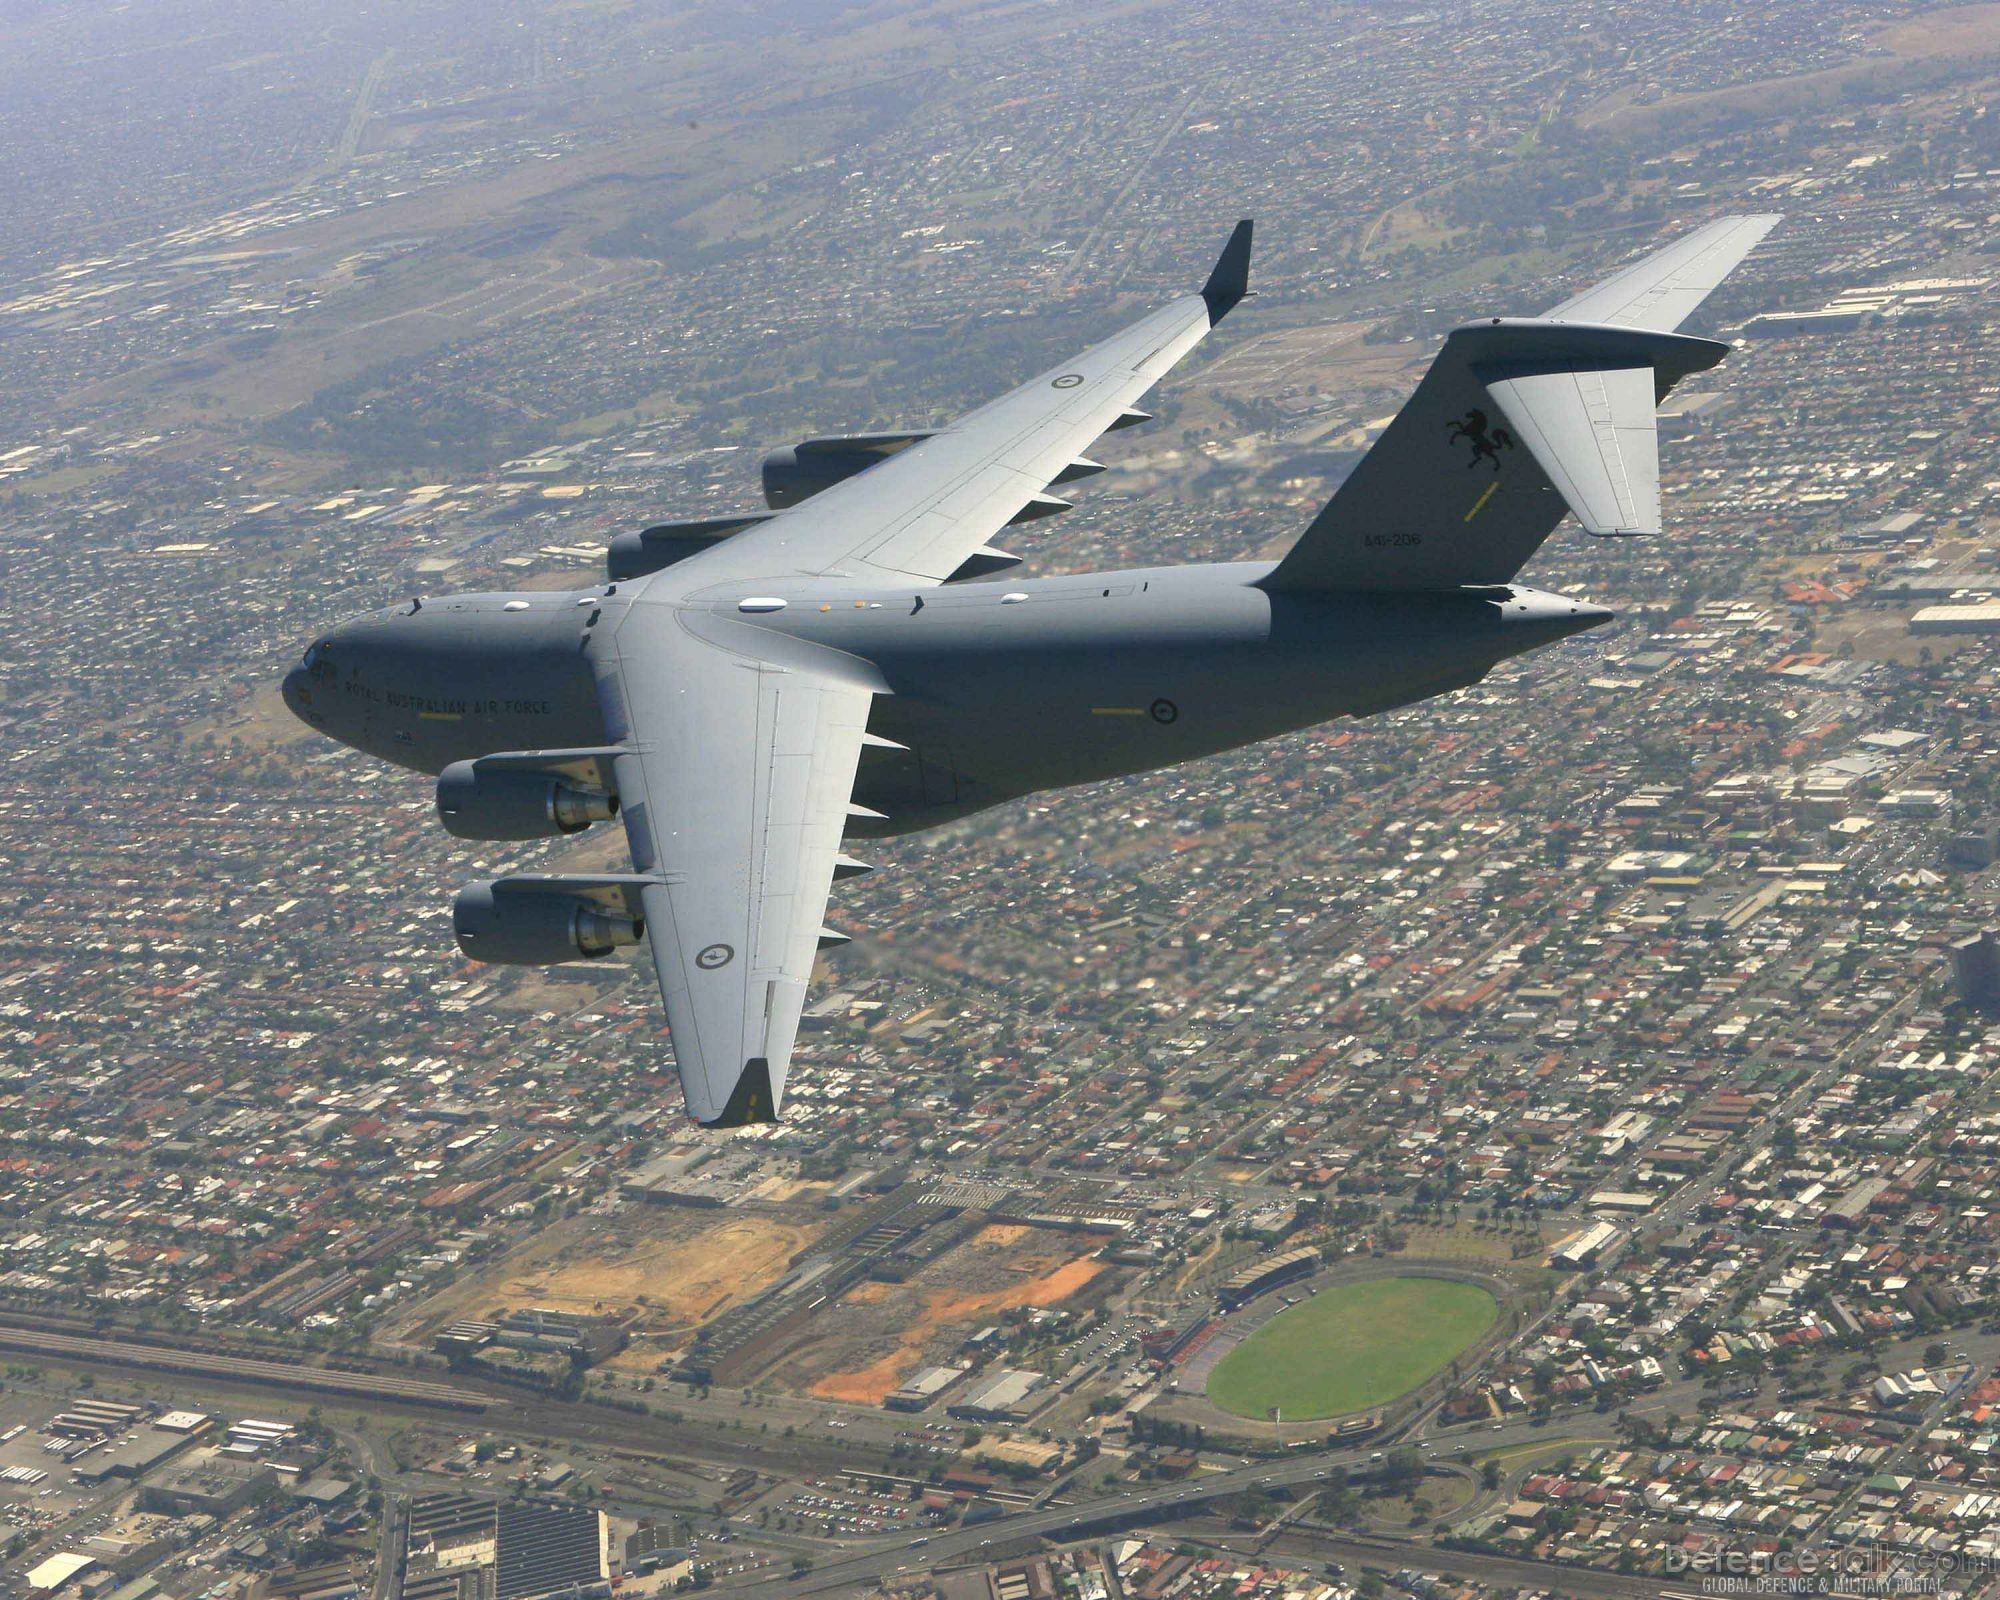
[12, 1, 2000, 1598]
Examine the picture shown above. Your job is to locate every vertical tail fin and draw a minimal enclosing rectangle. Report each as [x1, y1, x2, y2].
[1264, 216, 1779, 594]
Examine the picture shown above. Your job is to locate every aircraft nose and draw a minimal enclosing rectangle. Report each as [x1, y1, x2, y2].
[282, 621, 352, 727]
[280, 664, 317, 726]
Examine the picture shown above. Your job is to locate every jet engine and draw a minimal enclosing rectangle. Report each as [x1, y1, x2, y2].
[760, 431, 934, 508]
[434, 749, 622, 841]
[606, 513, 775, 582]
[452, 874, 650, 965]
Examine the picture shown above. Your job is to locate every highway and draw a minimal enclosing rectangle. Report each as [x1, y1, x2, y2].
[1210, 1527, 1681, 1600]
[717, 1414, 1579, 1599]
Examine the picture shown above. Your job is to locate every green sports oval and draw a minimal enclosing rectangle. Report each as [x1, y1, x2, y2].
[1207, 1276, 1498, 1420]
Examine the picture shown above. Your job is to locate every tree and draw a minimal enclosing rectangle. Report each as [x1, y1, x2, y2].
[1381, 1445, 1424, 1494]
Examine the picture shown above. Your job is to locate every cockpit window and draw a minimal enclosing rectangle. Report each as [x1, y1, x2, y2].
[301, 641, 326, 670]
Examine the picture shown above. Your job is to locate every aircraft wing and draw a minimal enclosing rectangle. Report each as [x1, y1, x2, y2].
[1544, 213, 1781, 332]
[684, 221, 1253, 587]
[596, 602, 884, 1127]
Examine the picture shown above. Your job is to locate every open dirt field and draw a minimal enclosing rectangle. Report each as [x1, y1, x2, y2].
[190, 681, 320, 755]
[793, 1224, 1121, 1405]
[398, 1207, 822, 1354]
[1814, 611, 1979, 668]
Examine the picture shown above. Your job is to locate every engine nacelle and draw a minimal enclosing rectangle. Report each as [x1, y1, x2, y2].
[606, 513, 774, 582]
[435, 748, 622, 840]
[452, 875, 650, 965]
[761, 431, 934, 509]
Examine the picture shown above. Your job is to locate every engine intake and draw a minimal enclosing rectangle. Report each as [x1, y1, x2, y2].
[452, 874, 654, 965]
[761, 431, 934, 509]
[435, 748, 622, 840]
[606, 513, 775, 582]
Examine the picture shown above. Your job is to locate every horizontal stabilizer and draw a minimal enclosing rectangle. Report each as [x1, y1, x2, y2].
[1545, 213, 1781, 332]
[1266, 318, 1727, 591]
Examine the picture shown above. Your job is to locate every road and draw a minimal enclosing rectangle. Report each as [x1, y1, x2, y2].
[719, 1445, 1390, 1596]
[373, 1496, 406, 1600]
[716, 1416, 1592, 1600]
[722, 1430, 1683, 1600]
[1214, 1527, 1680, 1600]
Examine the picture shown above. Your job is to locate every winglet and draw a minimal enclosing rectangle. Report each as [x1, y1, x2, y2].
[698, 1058, 779, 1129]
[1201, 219, 1254, 322]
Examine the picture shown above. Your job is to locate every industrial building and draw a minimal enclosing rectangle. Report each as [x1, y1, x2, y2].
[25, 1554, 96, 1594]
[1912, 601, 2000, 634]
[71, 1424, 195, 1486]
[948, 1368, 1049, 1422]
[1550, 1222, 1623, 1270]
[140, 1451, 275, 1515]
[50, 1400, 142, 1439]
[884, 1365, 967, 1412]
[1954, 930, 2000, 1014]
[1743, 302, 1880, 337]
[400, 1492, 608, 1600]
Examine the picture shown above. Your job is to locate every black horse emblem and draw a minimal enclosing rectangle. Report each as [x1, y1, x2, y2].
[1446, 407, 1515, 472]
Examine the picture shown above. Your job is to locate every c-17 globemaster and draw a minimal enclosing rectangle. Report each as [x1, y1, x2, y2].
[284, 215, 1778, 1129]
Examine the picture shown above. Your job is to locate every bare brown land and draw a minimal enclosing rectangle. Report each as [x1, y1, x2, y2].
[398, 1207, 823, 1352]
[796, 1223, 1120, 1405]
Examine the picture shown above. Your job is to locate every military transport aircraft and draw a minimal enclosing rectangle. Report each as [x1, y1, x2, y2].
[284, 214, 1778, 1128]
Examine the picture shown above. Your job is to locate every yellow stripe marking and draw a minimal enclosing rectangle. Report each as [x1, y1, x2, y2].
[1464, 481, 1500, 522]
[418, 711, 463, 722]
[1092, 707, 1146, 716]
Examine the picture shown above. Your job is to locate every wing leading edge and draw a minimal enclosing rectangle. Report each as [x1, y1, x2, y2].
[682, 221, 1253, 588]
[1543, 213, 1781, 332]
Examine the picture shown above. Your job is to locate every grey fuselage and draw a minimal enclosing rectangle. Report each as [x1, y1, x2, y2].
[281, 561, 1610, 836]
